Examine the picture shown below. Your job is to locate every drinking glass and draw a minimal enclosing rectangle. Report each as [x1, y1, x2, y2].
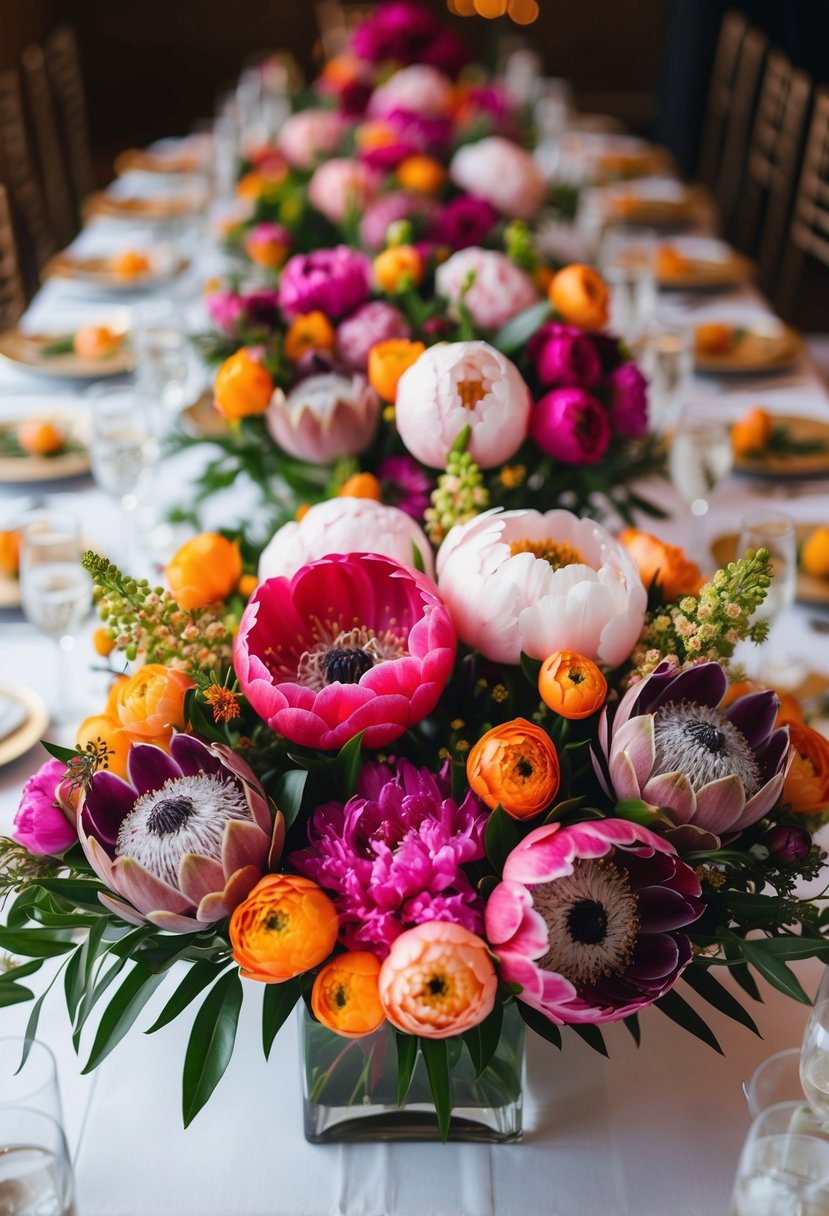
[132, 312, 190, 415]
[668, 414, 733, 564]
[599, 229, 658, 344]
[732, 1101, 829, 1215]
[737, 511, 798, 685]
[641, 322, 694, 431]
[0, 1040, 61, 1123]
[744, 1049, 804, 1119]
[87, 385, 159, 569]
[19, 511, 92, 724]
[801, 970, 829, 1123]
[0, 1108, 75, 1216]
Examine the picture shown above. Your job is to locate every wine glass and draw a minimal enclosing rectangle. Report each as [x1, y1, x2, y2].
[732, 1102, 829, 1216]
[18, 510, 92, 724]
[737, 510, 798, 685]
[800, 969, 829, 1123]
[132, 303, 191, 417]
[0, 1108, 75, 1216]
[599, 228, 658, 345]
[668, 412, 733, 564]
[0, 1039, 62, 1123]
[642, 322, 694, 432]
[87, 385, 159, 571]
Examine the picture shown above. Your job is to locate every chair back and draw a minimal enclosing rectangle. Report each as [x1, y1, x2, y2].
[44, 25, 95, 211]
[697, 10, 750, 190]
[22, 44, 76, 247]
[0, 183, 27, 331]
[0, 69, 57, 278]
[715, 26, 769, 232]
[776, 89, 829, 327]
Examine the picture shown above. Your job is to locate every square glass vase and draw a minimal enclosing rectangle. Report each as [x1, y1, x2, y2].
[301, 1002, 525, 1144]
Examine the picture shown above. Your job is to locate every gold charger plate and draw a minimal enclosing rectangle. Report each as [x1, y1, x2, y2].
[712, 524, 829, 607]
[695, 325, 804, 374]
[658, 250, 754, 290]
[114, 148, 204, 175]
[594, 149, 674, 182]
[180, 389, 229, 439]
[44, 251, 190, 290]
[733, 415, 829, 478]
[0, 684, 49, 768]
[0, 327, 133, 380]
[83, 192, 204, 223]
[608, 188, 704, 228]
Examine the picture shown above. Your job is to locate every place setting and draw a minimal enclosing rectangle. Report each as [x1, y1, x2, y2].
[43, 243, 190, 294]
[0, 313, 133, 380]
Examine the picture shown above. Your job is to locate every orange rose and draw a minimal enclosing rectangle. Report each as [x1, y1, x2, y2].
[374, 245, 424, 294]
[214, 349, 274, 420]
[245, 233, 289, 270]
[549, 264, 609, 331]
[396, 155, 446, 195]
[619, 527, 703, 601]
[367, 338, 425, 402]
[229, 874, 339, 982]
[72, 325, 124, 361]
[695, 322, 736, 356]
[338, 472, 382, 501]
[283, 312, 336, 363]
[731, 406, 773, 457]
[236, 168, 286, 200]
[311, 952, 385, 1038]
[0, 529, 20, 577]
[783, 723, 829, 817]
[467, 717, 560, 820]
[17, 420, 64, 456]
[166, 532, 243, 610]
[76, 713, 141, 779]
[801, 526, 829, 580]
[538, 651, 607, 719]
[112, 250, 151, 279]
[110, 664, 193, 740]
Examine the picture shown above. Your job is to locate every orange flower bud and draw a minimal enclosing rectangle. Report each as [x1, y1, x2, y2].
[166, 532, 243, 611]
[76, 713, 142, 779]
[549, 264, 609, 332]
[110, 664, 193, 741]
[783, 723, 829, 817]
[283, 311, 336, 363]
[295, 503, 311, 522]
[467, 717, 560, 820]
[368, 338, 425, 402]
[396, 154, 446, 195]
[802, 526, 829, 579]
[236, 168, 286, 200]
[538, 651, 607, 720]
[238, 573, 258, 599]
[311, 951, 385, 1038]
[17, 420, 64, 456]
[214, 349, 274, 420]
[230, 874, 339, 982]
[618, 527, 703, 602]
[92, 627, 116, 658]
[0, 529, 20, 577]
[695, 322, 736, 356]
[731, 406, 773, 456]
[72, 325, 124, 361]
[373, 245, 424, 294]
[112, 250, 151, 279]
[245, 234, 289, 270]
[338, 472, 383, 501]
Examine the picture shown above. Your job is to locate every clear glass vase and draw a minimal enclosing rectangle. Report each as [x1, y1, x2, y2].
[301, 1003, 525, 1144]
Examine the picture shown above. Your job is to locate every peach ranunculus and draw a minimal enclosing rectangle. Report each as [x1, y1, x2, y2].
[378, 922, 497, 1039]
[618, 528, 703, 602]
[695, 322, 736, 355]
[214, 349, 274, 420]
[283, 312, 336, 363]
[538, 651, 608, 720]
[338, 472, 383, 501]
[396, 154, 447, 195]
[229, 874, 339, 982]
[72, 325, 125, 361]
[436, 247, 538, 332]
[166, 533, 242, 611]
[368, 338, 425, 402]
[266, 372, 380, 463]
[450, 137, 546, 221]
[549, 264, 610, 332]
[277, 108, 343, 170]
[467, 718, 560, 820]
[783, 723, 829, 817]
[394, 340, 532, 469]
[307, 158, 382, 225]
[802, 526, 829, 579]
[109, 664, 193, 740]
[0, 529, 20, 577]
[112, 250, 152, 278]
[17, 421, 64, 456]
[311, 952, 386, 1038]
[731, 406, 773, 457]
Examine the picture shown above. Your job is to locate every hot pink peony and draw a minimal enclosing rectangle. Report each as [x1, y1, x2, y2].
[336, 300, 411, 370]
[530, 387, 612, 465]
[307, 158, 382, 225]
[436, 247, 539, 332]
[234, 553, 457, 750]
[265, 372, 380, 463]
[394, 339, 532, 469]
[277, 108, 344, 170]
[13, 758, 77, 856]
[279, 246, 372, 320]
[368, 65, 454, 120]
[606, 362, 649, 439]
[528, 322, 604, 389]
[450, 137, 547, 221]
[429, 195, 499, 251]
[436, 507, 647, 666]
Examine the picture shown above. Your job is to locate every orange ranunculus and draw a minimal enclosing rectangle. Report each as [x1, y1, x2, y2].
[76, 713, 141, 779]
[655, 245, 691, 279]
[783, 723, 829, 817]
[17, 420, 64, 456]
[467, 717, 560, 820]
[722, 680, 804, 728]
[801, 526, 829, 580]
[112, 250, 151, 278]
[110, 664, 193, 740]
[548, 264, 609, 331]
[619, 527, 703, 601]
[538, 651, 607, 720]
[339, 472, 382, 501]
[0, 529, 20, 577]
[534, 265, 554, 296]
[245, 233, 289, 270]
[214, 349, 274, 420]
[238, 573, 258, 599]
[92, 627, 116, 658]
[283, 312, 336, 363]
[695, 322, 736, 356]
[396, 154, 446, 195]
[72, 325, 124, 361]
[229, 874, 339, 982]
[374, 245, 424, 294]
[236, 168, 286, 200]
[368, 338, 425, 402]
[311, 952, 385, 1038]
[356, 119, 397, 151]
[731, 406, 773, 457]
[166, 532, 243, 611]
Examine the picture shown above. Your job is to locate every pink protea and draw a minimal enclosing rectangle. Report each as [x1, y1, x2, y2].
[265, 372, 380, 463]
[234, 553, 457, 750]
[291, 759, 488, 956]
[436, 247, 539, 332]
[485, 818, 703, 1025]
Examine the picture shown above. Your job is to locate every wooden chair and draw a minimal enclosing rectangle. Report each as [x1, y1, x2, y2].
[22, 44, 76, 248]
[730, 52, 812, 292]
[714, 25, 769, 234]
[0, 69, 57, 283]
[0, 184, 27, 331]
[44, 25, 95, 214]
[697, 10, 751, 192]
[776, 89, 829, 329]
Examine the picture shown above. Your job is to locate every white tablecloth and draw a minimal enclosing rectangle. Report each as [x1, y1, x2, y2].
[2, 157, 829, 1215]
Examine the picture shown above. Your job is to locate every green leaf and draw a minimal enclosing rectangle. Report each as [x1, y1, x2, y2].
[273, 770, 307, 830]
[683, 967, 760, 1037]
[623, 1014, 641, 1046]
[410, 540, 425, 574]
[147, 961, 230, 1035]
[0, 983, 33, 1007]
[463, 999, 504, 1078]
[73, 953, 128, 1050]
[420, 1038, 452, 1142]
[754, 936, 829, 961]
[655, 989, 723, 1053]
[83, 963, 168, 1073]
[484, 806, 523, 874]
[0, 929, 75, 958]
[613, 798, 663, 827]
[740, 940, 811, 1004]
[519, 651, 543, 687]
[182, 970, 243, 1127]
[261, 978, 301, 1060]
[40, 740, 80, 764]
[570, 1023, 608, 1057]
[492, 300, 551, 355]
[335, 731, 366, 799]
[395, 1031, 418, 1106]
[518, 1002, 562, 1049]
[0, 959, 43, 984]
[63, 946, 86, 1023]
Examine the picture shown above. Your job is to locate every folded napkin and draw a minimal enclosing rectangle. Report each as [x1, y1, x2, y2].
[0, 693, 27, 743]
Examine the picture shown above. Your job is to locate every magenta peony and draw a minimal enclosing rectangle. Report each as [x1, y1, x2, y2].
[450, 136, 547, 221]
[429, 195, 499, 251]
[279, 247, 371, 320]
[528, 322, 604, 389]
[307, 158, 381, 225]
[351, 3, 468, 76]
[530, 387, 612, 465]
[13, 758, 77, 856]
[206, 290, 245, 336]
[436, 247, 539, 332]
[606, 361, 649, 438]
[265, 372, 380, 463]
[336, 301, 411, 371]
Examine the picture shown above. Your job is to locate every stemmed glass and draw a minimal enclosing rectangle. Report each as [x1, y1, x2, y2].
[599, 228, 658, 346]
[0, 1107, 75, 1216]
[132, 303, 191, 418]
[668, 412, 733, 565]
[642, 322, 694, 432]
[737, 511, 798, 686]
[87, 385, 159, 571]
[732, 1101, 829, 1215]
[19, 510, 92, 725]
[800, 969, 829, 1123]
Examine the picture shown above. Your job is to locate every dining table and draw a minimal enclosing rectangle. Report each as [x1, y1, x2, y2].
[1, 132, 829, 1215]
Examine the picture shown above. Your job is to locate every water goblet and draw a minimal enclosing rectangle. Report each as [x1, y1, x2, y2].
[87, 385, 159, 570]
[0, 1108, 75, 1216]
[599, 228, 658, 345]
[0, 1039, 62, 1124]
[642, 322, 694, 431]
[668, 413, 733, 565]
[800, 969, 829, 1124]
[736, 510, 798, 685]
[132, 311, 191, 416]
[732, 1101, 829, 1215]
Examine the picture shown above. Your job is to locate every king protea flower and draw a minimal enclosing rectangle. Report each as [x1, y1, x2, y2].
[79, 735, 282, 933]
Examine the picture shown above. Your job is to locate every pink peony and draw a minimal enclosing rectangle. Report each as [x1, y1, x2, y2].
[531, 387, 612, 465]
[266, 372, 380, 463]
[307, 158, 382, 225]
[368, 65, 454, 120]
[336, 301, 411, 370]
[436, 507, 647, 666]
[13, 758, 77, 856]
[258, 496, 434, 581]
[436, 247, 538, 332]
[279, 246, 371, 320]
[606, 361, 649, 439]
[358, 191, 439, 253]
[351, 3, 468, 77]
[450, 137, 547, 221]
[277, 108, 343, 170]
[234, 553, 457, 750]
[394, 339, 532, 469]
[291, 759, 488, 956]
[527, 322, 604, 389]
[206, 290, 245, 336]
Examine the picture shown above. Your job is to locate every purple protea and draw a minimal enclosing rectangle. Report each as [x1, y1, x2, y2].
[429, 195, 499, 251]
[279, 246, 371, 321]
[336, 301, 411, 371]
[291, 759, 487, 957]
